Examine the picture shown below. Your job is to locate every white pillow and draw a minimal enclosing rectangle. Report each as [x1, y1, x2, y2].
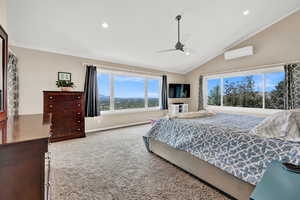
[177, 111, 215, 119]
[250, 110, 300, 142]
[291, 109, 300, 129]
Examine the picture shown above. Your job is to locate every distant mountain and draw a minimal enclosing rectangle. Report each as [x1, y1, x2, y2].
[99, 95, 158, 100]
[99, 95, 110, 100]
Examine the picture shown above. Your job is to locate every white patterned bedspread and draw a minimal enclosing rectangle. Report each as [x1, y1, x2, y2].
[144, 113, 300, 185]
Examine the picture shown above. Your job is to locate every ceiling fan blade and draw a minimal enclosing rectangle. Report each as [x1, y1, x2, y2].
[157, 49, 178, 53]
[183, 47, 197, 55]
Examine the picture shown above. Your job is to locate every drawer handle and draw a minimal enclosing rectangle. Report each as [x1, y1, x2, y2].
[76, 96, 81, 99]
[77, 112, 81, 115]
[77, 121, 81, 123]
[78, 103, 81, 107]
[49, 105, 53, 108]
[77, 128, 81, 131]
[49, 96, 53, 100]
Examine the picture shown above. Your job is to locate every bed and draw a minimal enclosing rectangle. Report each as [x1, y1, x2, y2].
[143, 113, 300, 200]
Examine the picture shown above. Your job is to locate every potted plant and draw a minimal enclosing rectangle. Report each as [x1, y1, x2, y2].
[56, 80, 74, 91]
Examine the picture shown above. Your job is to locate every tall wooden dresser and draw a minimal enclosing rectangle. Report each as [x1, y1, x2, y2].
[43, 91, 85, 142]
[0, 114, 51, 200]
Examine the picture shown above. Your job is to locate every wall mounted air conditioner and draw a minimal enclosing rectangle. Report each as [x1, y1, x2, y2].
[224, 46, 254, 60]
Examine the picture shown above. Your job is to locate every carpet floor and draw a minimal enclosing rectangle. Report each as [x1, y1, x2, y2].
[50, 125, 229, 200]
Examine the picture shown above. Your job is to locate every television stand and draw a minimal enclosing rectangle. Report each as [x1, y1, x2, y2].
[169, 103, 188, 115]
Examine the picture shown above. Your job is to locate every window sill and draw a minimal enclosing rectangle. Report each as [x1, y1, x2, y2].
[205, 105, 283, 116]
[100, 107, 162, 115]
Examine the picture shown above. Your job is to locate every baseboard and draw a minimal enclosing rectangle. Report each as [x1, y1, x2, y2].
[86, 121, 151, 133]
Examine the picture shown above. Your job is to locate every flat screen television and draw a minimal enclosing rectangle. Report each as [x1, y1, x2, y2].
[169, 84, 190, 98]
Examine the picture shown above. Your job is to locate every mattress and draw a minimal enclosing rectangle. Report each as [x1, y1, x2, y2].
[144, 113, 300, 185]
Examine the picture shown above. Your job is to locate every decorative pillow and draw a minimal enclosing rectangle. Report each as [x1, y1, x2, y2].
[250, 110, 300, 142]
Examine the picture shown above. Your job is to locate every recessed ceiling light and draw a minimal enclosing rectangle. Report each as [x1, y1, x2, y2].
[102, 22, 109, 29]
[185, 52, 190, 56]
[243, 10, 250, 16]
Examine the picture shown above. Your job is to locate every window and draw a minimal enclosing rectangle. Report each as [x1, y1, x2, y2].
[207, 79, 221, 106]
[204, 67, 285, 110]
[265, 72, 285, 109]
[223, 75, 263, 108]
[97, 70, 161, 112]
[98, 73, 110, 111]
[114, 75, 145, 110]
[148, 79, 160, 107]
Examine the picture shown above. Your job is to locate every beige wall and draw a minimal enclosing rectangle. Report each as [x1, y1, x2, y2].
[186, 10, 300, 112]
[10, 46, 186, 131]
[0, 0, 7, 30]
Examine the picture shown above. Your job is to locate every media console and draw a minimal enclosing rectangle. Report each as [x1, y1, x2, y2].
[169, 103, 188, 115]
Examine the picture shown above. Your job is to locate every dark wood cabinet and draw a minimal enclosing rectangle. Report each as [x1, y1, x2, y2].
[43, 91, 85, 142]
[0, 114, 51, 200]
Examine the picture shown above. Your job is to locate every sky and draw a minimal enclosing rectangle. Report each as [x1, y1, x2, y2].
[208, 72, 285, 95]
[98, 74, 160, 98]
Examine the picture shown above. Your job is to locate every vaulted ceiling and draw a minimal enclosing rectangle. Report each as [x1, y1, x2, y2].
[8, 0, 300, 73]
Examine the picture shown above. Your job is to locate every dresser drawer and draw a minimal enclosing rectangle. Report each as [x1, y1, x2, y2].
[74, 101, 83, 108]
[55, 100, 82, 109]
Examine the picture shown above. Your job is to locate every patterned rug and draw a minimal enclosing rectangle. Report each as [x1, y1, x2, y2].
[50, 125, 229, 200]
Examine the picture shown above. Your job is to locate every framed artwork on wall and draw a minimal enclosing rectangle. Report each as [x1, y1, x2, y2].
[58, 72, 71, 81]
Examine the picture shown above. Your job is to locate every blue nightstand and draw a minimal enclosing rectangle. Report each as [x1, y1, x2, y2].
[250, 161, 300, 200]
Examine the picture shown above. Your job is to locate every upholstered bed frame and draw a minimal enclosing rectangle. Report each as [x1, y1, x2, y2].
[149, 138, 255, 200]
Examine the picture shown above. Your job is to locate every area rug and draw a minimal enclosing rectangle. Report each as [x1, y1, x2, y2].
[50, 125, 229, 200]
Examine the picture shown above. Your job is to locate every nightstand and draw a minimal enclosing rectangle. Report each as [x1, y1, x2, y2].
[250, 161, 300, 200]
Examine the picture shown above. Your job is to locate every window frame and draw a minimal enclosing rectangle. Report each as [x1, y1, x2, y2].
[97, 69, 162, 114]
[203, 66, 284, 114]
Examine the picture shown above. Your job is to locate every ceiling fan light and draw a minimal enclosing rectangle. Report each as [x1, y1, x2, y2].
[243, 10, 250, 16]
[101, 22, 109, 29]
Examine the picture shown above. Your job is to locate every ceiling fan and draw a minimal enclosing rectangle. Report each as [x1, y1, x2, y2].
[158, 15, 193, 55]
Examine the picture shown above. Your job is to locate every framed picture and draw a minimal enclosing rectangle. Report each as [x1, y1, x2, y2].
[58, 72, 71, 81]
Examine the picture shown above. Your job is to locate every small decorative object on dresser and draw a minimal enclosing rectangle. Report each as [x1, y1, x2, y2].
[56, 80, 74, 91]
[43, 91, 85, 142]
[56, 72, 74, 91]
[58, 72, 71, 81]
